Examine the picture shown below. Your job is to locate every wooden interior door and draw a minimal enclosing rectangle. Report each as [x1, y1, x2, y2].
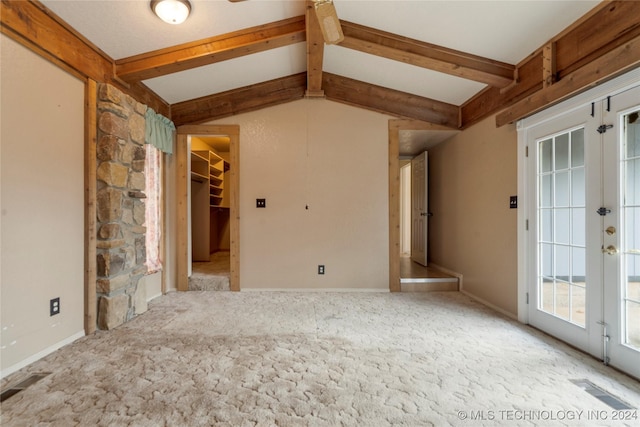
[411, 151, 428, 266]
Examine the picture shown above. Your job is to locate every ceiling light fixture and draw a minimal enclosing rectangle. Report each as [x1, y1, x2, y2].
[150, 0, 191, 25]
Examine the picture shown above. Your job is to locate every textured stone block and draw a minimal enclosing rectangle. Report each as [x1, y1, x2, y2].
[97, 161, 128, 187]
[97, 294, 129, 330]
[129, 172, 145, 190]
[121, 144, 134, 164]
[98, 101, 128, 119]
[96, 188, 123, 222]
[131, 160, 145, 172]
[97, 135, 120, 162]
[96, 274, 130, 293]
[130, 225, 147, 235]
[121, 207, 134, 225]
[129, 113, 146, 144]
[133, 201, 146, 225]
[132, 265, 148, 276]
[133, 145, 146, 161]
[96, 239, 125, 249]
[121, 245, 136, 270]
[98, 223, 121, 239]
[135, 236, 146, 265]
[99, 84, 122, 104]
[99, 111, 128, 140]
[135, 102, 147, 115]
[97, 251, 125, 277]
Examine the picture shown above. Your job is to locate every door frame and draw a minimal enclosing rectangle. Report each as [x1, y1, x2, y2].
[388, 119, 456, 292]
[517, 67, 640, 324]
[176, 125, 240, 291]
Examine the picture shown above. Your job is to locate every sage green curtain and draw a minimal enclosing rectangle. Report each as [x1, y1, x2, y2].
[145, 108, 175, 154]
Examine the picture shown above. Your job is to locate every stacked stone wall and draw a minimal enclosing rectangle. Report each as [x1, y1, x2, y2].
[95, 84, 148, 329]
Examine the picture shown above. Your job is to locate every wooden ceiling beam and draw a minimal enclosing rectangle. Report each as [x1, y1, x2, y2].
[322, 73, 459, 128]
[116, 16, 306, 83]
[339, 21, 515, 88]
[171, 73, 307, 126]
[464, 0, 640, 128]
[496, 33, 640, 127]
[305, 0, 325, 97]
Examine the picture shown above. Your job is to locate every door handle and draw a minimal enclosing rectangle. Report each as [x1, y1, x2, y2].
[602, 245, 618, 255]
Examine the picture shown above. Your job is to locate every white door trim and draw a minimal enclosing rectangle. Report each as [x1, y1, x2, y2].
[517, 68, 640, 324]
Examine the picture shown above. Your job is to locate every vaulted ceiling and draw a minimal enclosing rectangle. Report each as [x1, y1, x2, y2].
[33, 0, 604, 135]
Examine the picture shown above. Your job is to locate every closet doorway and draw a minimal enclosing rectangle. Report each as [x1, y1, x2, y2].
[176, 125, 240, 292]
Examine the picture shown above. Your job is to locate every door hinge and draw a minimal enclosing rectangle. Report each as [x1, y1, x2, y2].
[526, 219, 529, 230]
[525, 146, 529, 157]
[526, 292, 529, 305]
[597, 124, 613, 134]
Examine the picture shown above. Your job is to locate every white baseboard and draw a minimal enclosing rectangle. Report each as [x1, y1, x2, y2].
[1, 330, 85, 380]
[459, 289, 518, 320]
[240, 288, 390, 293]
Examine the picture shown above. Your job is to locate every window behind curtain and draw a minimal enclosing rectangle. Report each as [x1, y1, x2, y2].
[145, 144, 162, 273]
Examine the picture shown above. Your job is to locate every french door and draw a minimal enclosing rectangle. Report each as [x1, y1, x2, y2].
[525, 83, 640, 378]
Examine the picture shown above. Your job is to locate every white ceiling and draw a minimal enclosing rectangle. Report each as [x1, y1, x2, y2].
[41, 0, 601, 153]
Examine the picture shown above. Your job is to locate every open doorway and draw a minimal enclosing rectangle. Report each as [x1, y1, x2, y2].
[189, 136, 231, 290]
[176, 125, 240, 292]
[390, 120, 460, 291]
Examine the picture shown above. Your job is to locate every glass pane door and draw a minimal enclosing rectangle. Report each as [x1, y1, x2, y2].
[622, 108, 640, 351]
[603, 94, 640, 378]
[527, 106, 599, 355]
[525, 75, 640, 379]
[538, 128, 586, 326]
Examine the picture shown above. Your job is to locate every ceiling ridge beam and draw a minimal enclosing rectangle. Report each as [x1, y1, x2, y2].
[171, 73, 307, 126]
[116, 16, 306, 83]
[339, 20, 515, 88]
[305, 0, 325, 97]
[322, 73, 459, 128]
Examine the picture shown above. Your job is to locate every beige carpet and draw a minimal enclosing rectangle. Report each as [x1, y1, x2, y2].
[1, 291, 639, 426]
[189, 251, 230, 291]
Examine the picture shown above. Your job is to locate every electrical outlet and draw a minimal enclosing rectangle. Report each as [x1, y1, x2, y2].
[50, 298, 60, 316]
[318, 265, 325, 275]
[256, 198, 266, 208]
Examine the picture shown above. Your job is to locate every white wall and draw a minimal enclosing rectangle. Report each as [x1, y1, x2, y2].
[209, 99, 392, 290]
[429, 114, 518, 316]
[1, 35, 85, 376]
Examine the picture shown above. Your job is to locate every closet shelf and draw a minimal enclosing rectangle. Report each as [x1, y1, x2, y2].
[191, 171, 208, 182]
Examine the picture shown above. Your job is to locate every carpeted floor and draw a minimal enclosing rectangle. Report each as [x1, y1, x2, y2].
[1, 291, 638, 426]
[189, 252, 230, 291]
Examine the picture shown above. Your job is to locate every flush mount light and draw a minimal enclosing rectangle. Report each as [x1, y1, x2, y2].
[151, 0, 191, 25]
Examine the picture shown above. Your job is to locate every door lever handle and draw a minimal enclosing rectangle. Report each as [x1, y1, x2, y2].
[602, 245, 618, 255]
